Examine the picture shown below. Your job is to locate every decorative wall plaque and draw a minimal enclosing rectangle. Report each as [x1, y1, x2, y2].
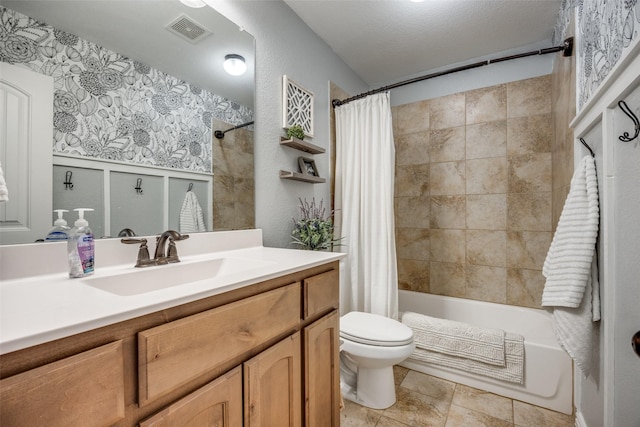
[282, 75, 314, 138]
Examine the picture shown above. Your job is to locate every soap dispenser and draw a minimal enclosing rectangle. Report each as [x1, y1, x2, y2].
[45, 209, 70, 241]
[68, 208, 95, 278]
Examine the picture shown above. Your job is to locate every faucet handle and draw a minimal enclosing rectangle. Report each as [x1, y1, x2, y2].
[121, 237, 145, 244]
[166, 234, 189, 263]
[121, 238, 155, 268]
[166, 240, 180, 263]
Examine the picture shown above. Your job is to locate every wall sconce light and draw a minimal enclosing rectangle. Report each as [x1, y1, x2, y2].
[223, 54, 247, 76]
[179, 0, 206, 8]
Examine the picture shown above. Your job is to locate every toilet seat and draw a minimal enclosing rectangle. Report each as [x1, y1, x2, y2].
[340, 312, 414, 347]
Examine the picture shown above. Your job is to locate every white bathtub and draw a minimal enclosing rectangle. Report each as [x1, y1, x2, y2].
[398, 290, 573, 415]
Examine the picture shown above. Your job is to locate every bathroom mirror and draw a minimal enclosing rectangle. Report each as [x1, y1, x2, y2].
[0, 1, 255, 244]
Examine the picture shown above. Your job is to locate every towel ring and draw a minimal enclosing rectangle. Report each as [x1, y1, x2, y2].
[187, 183, 193, 192]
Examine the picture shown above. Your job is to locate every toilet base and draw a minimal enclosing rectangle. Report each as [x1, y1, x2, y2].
[341, 365, 397, 410]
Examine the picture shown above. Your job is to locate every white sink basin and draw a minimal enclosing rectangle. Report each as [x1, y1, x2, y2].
[84, 257, 271, 296]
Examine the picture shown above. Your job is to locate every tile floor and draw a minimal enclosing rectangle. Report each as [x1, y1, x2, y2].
[340, 366, 575, 427]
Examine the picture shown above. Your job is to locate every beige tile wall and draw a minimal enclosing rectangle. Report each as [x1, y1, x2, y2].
[212, 118, 255, 230]
[393, 75, 556, 308]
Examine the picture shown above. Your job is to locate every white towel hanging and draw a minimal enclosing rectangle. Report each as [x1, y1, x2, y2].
[541, 155, 600, 375]
[0, 160, 8, 202]
[542, 155, 599, 309]
[180, 191, 206, 233]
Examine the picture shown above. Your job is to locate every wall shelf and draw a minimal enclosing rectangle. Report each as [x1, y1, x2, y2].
[280, 137, 325, 154]
[279, 170, 326, 183]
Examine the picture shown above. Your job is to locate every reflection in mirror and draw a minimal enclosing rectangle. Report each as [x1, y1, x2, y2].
[0, 1, 255, 245]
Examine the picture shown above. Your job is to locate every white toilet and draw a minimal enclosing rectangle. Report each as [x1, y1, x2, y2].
[339, 311, 415, 409]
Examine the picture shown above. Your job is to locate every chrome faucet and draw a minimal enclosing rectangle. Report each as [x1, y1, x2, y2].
[154, 230, 189, 264]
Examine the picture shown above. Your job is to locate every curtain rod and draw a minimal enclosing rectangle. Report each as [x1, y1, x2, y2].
[214, 120, 255, 139]
[332, 37, 574, 108]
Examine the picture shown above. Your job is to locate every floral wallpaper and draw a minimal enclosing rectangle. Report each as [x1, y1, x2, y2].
[0, 7, 253, 173]
[552, 0, 575, 46]
[576, 0, 639, 109]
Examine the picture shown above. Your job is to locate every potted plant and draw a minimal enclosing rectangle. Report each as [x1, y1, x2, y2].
[291, 198, 340, 251]
[287, 124, 305, 140]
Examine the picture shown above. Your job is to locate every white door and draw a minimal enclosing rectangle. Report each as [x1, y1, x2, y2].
[0, 63, 53, 244]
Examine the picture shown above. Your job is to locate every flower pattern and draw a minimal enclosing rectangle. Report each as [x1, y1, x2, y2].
[554, 0, 640, 110]
[0, 33, 38, 63]
[0, 6, 253, 173]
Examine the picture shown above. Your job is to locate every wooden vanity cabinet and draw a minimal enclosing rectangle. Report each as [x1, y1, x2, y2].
[0, 261, 340, 426]
[0, 340, 125, 427]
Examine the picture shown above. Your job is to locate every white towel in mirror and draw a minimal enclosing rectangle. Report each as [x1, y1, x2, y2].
[180, 191, 206, 233]
[0, 161, 8, 202]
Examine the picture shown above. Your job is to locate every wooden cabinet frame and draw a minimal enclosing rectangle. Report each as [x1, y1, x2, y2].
[0, 261, 340, 426]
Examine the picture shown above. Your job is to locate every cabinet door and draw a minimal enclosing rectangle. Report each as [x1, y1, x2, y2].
[0, 340, 125, 427]
[244, 332, 301, 427]
[139, 366, 242, 427]
[304, 311, 340, 427]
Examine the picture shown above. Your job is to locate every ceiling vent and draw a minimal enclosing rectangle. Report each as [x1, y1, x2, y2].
[166, 14, 211, 43]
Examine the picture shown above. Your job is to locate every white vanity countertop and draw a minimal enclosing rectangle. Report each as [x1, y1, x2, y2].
[0, 230, 344, 355]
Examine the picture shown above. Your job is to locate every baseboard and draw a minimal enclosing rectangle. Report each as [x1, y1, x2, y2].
[575, 411, 587, 427]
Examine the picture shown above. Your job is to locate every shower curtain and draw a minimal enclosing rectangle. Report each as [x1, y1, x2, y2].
[334, 92, 398, 319]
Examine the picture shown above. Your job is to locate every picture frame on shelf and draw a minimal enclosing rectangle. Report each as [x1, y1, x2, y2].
[298, 156, 319, 177]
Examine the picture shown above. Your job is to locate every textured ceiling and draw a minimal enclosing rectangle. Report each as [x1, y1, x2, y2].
[284, 0, 562, 86]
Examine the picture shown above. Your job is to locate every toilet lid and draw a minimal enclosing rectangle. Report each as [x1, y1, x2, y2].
[340, 312, 414, 346]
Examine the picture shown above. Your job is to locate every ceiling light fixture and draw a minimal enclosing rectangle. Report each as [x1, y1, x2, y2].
[178, 0, 206, 8]
[223, 54, 247, 76]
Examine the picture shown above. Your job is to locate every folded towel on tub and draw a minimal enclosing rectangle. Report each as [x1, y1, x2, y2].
[409, 332, 525, 384]
[402, 311, 506, 366]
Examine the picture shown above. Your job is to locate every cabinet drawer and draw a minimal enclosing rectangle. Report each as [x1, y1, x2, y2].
[138, 283, 301, 405]
[0, 340, 125, 427]
[140, 366, 242, 427]
[303, 269, 339, 320]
